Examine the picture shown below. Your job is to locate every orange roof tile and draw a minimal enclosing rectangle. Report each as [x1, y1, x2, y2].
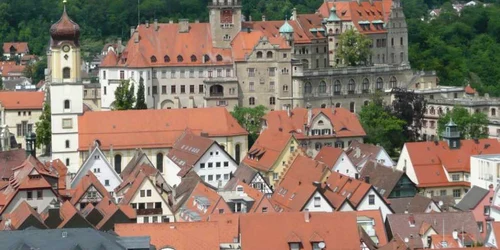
[118, 171, 149, 205]
[1, 63, 25, 76]
[0, 201, 46, 230]
[229, 180, 275, 213]
[314, 146, 344, 167]
[231, 29, 289, 61]
[70, 172, 112, 205]
[240, 212, 361, 250]
[102, 23, 232, 68]
[244, 19, 312, 44]
[3, 42, 29, 54]
[465, 84, 476, 94]
[0, 91, 44, 110]
[78, 107, 248, 151]
[116, 222, 221, 249]
[179, 182, 232, 221]
[242, 130, 293, 172]
[207, 213, 240, 244]
[167, 130, 216, 177]
[45, 159, 68, 193]
[100, 49, 118, 67]
[57, 200, 93, 228]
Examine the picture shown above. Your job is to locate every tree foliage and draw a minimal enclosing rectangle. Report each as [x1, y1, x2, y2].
[437, 106, 488, 139]
[135, 77, 147, 110]
[113, 80, 135, 110]
[336, 29, 372, 66]
[35, 102, 51, 155]
[389, 88, 427, 142]
[359, 94, 406, 156]
[231, 105, 267, 147]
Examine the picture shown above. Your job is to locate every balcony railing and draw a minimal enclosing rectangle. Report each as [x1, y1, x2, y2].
[210, 92, 224, 97]
[136, 208, 162, 216]
[442, 131, 460, 138]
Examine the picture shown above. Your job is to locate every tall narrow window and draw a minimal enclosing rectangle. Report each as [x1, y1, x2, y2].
[235, 144, 241, 163]
[156, 153, 164, 172]
[64, 100, 70, 109]
[65, 140, 70, 148]
[114, 155, 122, 174]
[269, 97, 276, 105]
[63, 67, 70, 79]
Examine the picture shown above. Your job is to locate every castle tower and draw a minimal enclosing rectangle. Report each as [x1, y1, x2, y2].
[442, 119, 460, 149]
[324, 5, 342, 66]
[387, 0, 408, 65]
[49, 2, 83, 173]
[209, 0, 242, 48]
[279, 18, 294, 47]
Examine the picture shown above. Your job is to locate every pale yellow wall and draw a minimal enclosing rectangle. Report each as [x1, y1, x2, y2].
[264, 136, 299, 187]
[4, 109, 42, 148]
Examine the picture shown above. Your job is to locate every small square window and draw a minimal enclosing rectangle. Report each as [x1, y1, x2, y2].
[216, 162, 221, 168]
[208, 163, 213, 168]
[224, 162, 229, 167]
[147, 190, 152, 197]
[105, 180, 110, 186]
[140, 190, 145, 197]
[27, 191, 33, 200]
[200, 163, 205, 169]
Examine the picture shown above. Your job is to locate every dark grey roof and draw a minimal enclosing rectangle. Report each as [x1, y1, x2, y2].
[389, 194, 434, 214]
[359, 161, 405, 198]
[0, 228, 151, 250]
[431, 195, 457, 212]
[455, 186, 490, 211]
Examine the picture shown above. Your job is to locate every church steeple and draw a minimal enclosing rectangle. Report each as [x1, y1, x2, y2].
[50, 1, 80, 47]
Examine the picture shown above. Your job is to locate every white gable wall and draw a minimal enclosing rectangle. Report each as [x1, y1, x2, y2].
[193, 143, 238, 189]
[164, 157, 182, 187]
[425, 201, 441, 213]
[376, 148, 394, 167]
[395, 145, 418, 184]
[356, 188, 392, 220]
[339, 201, 355, 212]
[302, 191, 334, 212]
[332, 152, 358, 178]
[129, 177, 174, 223]
[3, 189, 58, 215]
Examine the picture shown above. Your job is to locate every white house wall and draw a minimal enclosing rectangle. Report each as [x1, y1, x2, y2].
[164, 157, 182, 188]
[193, 144, 238, 189]
[332, 152, 358, 178]
[71, 148, 122, 193]
[3, 189, 57, 214]
[302, 191, 334, 212]
[376, 149, 394, 167]
[356, 189, 392, 220]
[130, 178, 174, 223]
[395, 145, 418, 184]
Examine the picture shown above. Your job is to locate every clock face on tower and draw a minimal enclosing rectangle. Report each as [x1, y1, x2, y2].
[62, 45, 70, 52]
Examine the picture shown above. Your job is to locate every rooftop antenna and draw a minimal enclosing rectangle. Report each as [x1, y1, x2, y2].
[137, 0, 140, 26]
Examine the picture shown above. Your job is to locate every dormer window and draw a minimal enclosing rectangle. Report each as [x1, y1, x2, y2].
[204, 54, 210, 63]
[177, 55, 183, 62]
[164, 55, 170, 62]
[236, 186, 244, 192]
[191, 55, 197, 62]
[216, 54, 223, 62]
[256, 51, 263, 59]
[318, 120, 324, 126]
[150, 56, 157, 63]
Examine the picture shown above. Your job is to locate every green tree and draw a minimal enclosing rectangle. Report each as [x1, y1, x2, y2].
[113, 80, 136, 110]
[231, 105, 267, 147]
[0, 77, 3, 90]
[135, 77, 147, 109]
[390, 88, 427, 142]
[336, 29, 372, 66]
[437, 106, 488, 139]
[32, 59, 47, 85]
[35, 102, 51, 155]
[22, 63, 35, 81]
[359, 94, 406, 156]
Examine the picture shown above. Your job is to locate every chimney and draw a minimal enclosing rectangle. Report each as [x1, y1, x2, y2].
[133, 30, 139, 43]
[262, 15, 266, 21]
[154, 19, 159, 31]
[169, 19, 174, 24]
[145, 20, 150, 28]
[130, 26, 135, 37]
[179, 19, 190, 33]
[452, 229, 458, 240]
[304, 209, 310, 222]
[195, 19, 200, 23]
[292, 8, 297, 20]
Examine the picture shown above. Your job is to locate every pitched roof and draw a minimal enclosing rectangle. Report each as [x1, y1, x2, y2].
[223, 179, 275, 213]
[119, 148, 152, 180]
[116, 221, 221, 249]
[242, 129, 294, 172]
[0, 63, 25, 77]
[240, 212, 362, 250]
[57, 201, 93, 229]
[207, 213, 241, 244]
[465, 84, 476, 94]
[314, 146, 344, 167]
[45, 159, 68, 194]
[243, 19, 311, 44]
[386, 212, 482, 249]
[178, 181, 232, 221]
[167, 130, 215, 177]
[360, 161, 406, 198]
[101, 23, 232, 68]
[377, 234, 409, 250]
[95, 197, 135, 230]
[346, 141, 386, 167]
[0, 201, 47, 230]
[69, 172, 112, 205]
[356, 210, 389, 245]
[230, 29, 289, 61]
[324, 170, 375, 208]
[431, 195, 457, 212]
[226, 163, 258, 187]
[3, 42, 29, 53]
[262, 107, 366, 140]
[388, 194, 435, 214]
[455, 186, 491, 211]
[0, 91, 44, 110]
[0, 149, 27, 180]
[78, 107, 247, 151]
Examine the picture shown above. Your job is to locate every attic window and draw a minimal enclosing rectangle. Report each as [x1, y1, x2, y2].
[150, 56, 157, 63]
[203, 54, 210, 63]
[191, 55, 197, 62]
[236, 186, 244, 192]
[216, 54, 223, 62]
[177, 55, 184, 62]
[164, 55, 170, 62]
[342, 10, 347, 16]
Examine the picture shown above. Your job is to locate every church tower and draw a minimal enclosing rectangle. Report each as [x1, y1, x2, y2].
[209, 0, 242, 48]
[49, 2, 83, 173]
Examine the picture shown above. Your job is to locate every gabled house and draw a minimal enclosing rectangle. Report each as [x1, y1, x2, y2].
[396, 122, 500, 201]
[457, 185, 495, 238]
[176, 181, 232, 222]
[389, 194, 441, 214]
[2, 42, 29, 59]
[94, 197, 136, 231]
[120, 148, 155, 180]
[80, 203, 103, 227]
[220, 179, 275, 213]
[118, 167, 174, 223]
[386, 212, 483, 249]
[225, 163, 273, 196]
[0, 201, 47, 230]
[70, 172, 113, 210]
[485, 221, 500, 248]
[346, 141, 394, 170]
[40, 201, 93, 229]
[165, 130, 238, 189]
[315, 146, 358, 178]
[71, 144, 122, 194]
[242, 129, 301, 187]
[360, 161, 417, 199]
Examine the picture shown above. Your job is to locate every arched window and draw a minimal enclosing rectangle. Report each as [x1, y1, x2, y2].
[318, 120, 324, 125]
[156, 153, 164, 172]
[63, 67, 70, 79]
[150, 56, 157, 63]
[114, 154, 122, 174]
[430, 106, 435, 115]
[315, 142, 322, 151]
[319, 81, 326, 93]
[177, 55, 183, 62]
[256, 51, 263, 59]
[362, 78, 369, 93]
[266, 51, 273, 58]
[190, 55, 197, 62]
[216, 54, 223, 62]
[348, 79, 355, 94]
[204, 54, 210, 62]
[249, 97, 255, 105]
[283, 85, 289, 92]
[164, 55, 170, 62]
[65, 140, 70, 148]
[302, 59, 309, 69]
[269, 97, 276, 105]
[304, 82, 312, 94]
[209, 85, 224, 97]
[390, 76, 397, 88]
[235, 144, 241, 163]
[64, 100, 70, 109]
[334, 80, 341, 94]
[376, 77, 383, 90]
[335, 103, 341, 108]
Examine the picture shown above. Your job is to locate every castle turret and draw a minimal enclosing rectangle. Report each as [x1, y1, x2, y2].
[442, 119, 460, 149]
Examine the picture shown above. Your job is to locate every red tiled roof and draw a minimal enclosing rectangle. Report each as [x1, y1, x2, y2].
[263, 107, 366, 140]
[229, 179, 275, 213]
[57, 200, 93, 228]
[465, 84, 476, 94]
[118, 171, 149, 205]
[179, 182, 232, 221]
[243, 19, 314, 44]
[0, 149, 27, 180]
[231, 29, 289, 61]
[207, 213, 241, 244]
[0, 201, 46, 230]
[3, 42, 29, 54]
[45, 159, 68, 193]
[78, 107, 248, 151]
[242, 130, 293, 172]
[0, 91, 44, 110]
[346, 141, 385, 166]
[100, 49, 118, 67]
[314, 146, 343, 167]
[167, 130, 215, 177]
[240, 212, 362, 250]
[0, 63, 25, 76]
[101, 23, 232, 68]
[70, 172, 112, 205]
